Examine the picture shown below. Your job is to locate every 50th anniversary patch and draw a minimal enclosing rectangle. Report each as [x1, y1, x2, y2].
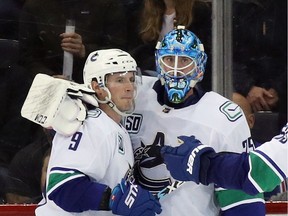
[124, 113, 143, 134]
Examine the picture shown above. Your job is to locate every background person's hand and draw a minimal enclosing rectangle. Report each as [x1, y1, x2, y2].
[265, 88, 279, 109]
[247, 86, 273, 112]
[60, 32, 85, 58]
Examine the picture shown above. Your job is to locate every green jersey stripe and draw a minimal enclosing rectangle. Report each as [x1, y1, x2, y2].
[47, 170, 84, 193]
[249, 151, 282, 192]
[215, 189, 264, 209]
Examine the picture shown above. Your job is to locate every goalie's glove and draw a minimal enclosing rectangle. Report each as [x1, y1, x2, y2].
[109, 179, 162, 216]
[21, 74, 99, 136]
[161, 135, 215, 184]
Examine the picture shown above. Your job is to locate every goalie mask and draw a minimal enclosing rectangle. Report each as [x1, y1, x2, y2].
[83, 49, 140, 116]
[155, 26, 207, 104]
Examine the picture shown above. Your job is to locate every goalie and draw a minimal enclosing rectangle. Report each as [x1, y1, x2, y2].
[124, 26, 265, 216]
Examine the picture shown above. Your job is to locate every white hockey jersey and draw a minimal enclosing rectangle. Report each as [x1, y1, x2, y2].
[123, 76, 261, 216]
[36, 108, 134, 216]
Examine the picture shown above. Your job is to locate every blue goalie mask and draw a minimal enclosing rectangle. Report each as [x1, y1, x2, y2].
[155, 26, 207, 104]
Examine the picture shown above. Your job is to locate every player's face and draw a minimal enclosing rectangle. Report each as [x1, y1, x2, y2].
[161, 55, 196, 76]
[106, 72, 136, 112]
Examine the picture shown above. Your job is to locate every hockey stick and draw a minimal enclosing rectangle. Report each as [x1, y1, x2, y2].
[62, 19, 75, 80]
[156, 180, 185, 200]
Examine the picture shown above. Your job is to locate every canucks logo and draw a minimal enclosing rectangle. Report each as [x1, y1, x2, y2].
[133, 132, 172, 195]
[87, 109, 101, 118]
[220, 101, 242, 122]
[90, 52, 99, 62]
[117, 133, 124, 154]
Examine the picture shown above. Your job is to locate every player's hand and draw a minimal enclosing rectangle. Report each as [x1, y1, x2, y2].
[109, 179, 162, 216]
[161, 135, 215, 183]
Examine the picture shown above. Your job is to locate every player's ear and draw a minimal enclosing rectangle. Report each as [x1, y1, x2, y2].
[91, 80, 108, 100]
[247, 113, 255, 129]
[91, 80, 100, 91]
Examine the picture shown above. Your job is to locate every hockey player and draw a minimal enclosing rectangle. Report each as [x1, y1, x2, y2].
[161, 123, 288, 195]
[35, 49, 162, 216]
[123, 27, 265, 215]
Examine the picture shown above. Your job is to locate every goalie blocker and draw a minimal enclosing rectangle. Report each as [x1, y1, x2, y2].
[21, 74, 98, 136]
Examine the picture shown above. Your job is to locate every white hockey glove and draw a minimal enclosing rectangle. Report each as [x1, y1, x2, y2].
[21, 73, 98, 136]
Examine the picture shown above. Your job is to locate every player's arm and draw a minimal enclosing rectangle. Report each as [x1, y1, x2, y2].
[47, 168, 111, 211]
[161, 123, 288, 195]
[202, 148, 287, 195]
[46, 168, 161, 215]
[160, 136, 250, 189]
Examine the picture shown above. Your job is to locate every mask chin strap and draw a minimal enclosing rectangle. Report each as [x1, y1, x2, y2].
[96, 87, 134, 117]
[189, 67, 204, 88]
[189, 79, 198, 88]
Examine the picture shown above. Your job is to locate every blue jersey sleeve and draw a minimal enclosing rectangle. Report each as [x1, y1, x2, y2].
[206, 152, 260, 194]
[47, 167, 110, 212]
[204, 150, 285, 195]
